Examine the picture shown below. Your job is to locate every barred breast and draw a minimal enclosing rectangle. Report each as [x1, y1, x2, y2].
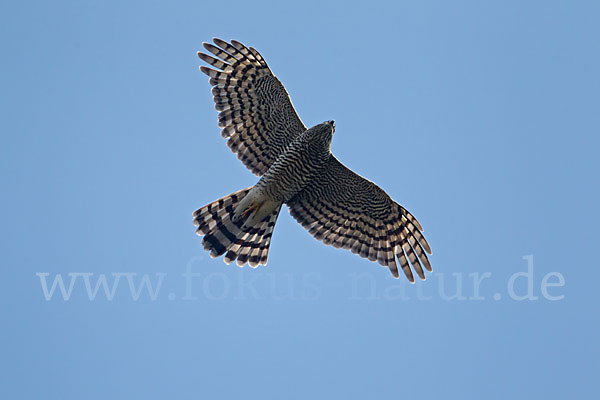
[256, 128, 332, 202]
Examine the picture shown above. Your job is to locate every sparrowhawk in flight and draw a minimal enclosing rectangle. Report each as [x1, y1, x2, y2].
[193, 38, 432, 282]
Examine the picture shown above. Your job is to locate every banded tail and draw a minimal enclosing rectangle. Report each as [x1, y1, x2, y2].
[193, 187, 282, 267]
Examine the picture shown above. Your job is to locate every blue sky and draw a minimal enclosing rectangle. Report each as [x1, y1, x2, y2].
[2, 1, 599, 399]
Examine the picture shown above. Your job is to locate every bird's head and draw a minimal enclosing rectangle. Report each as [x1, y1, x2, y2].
[308, 120, 335, 148]
[302, 120, 335, 160]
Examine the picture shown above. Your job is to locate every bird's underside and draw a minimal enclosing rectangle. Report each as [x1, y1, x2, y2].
[193, 38, 432, 282]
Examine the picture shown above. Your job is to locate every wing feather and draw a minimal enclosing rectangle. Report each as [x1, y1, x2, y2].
[287, 156, 432, 282]
[198, 38, 307, 176]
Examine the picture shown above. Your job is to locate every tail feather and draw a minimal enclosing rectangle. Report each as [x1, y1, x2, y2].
[193, 188, 281, 267]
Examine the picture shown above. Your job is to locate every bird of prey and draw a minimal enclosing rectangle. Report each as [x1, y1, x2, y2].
[193, 38, 432, 282]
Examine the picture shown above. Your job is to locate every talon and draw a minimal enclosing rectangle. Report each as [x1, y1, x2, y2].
[240, 201, 261, 220]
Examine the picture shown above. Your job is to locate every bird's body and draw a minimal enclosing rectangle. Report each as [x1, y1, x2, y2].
[256, 122, 333, 202]
[234, 122, 334, 228]
[193, 38, 432, 282]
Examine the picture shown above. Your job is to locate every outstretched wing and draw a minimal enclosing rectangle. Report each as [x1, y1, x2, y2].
[286, 156, 432, 282]
[198, 38, 307, 176]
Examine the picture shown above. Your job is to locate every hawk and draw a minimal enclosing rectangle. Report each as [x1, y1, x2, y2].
[193, 38, 432, 282]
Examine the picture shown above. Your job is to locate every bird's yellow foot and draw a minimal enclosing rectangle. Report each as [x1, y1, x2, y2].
[240, 201, 262, 221]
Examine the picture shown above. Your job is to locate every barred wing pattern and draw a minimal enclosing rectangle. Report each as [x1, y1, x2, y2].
[198, 38, 307, 176]
[287, 156, 432, 282]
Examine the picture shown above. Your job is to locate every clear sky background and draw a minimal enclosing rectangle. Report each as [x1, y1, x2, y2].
[2, 1, 599, 399]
